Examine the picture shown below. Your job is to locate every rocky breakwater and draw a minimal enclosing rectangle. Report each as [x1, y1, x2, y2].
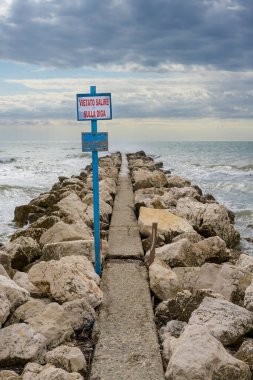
[0, 153, 121, 379]
[127, 151, 253, 380]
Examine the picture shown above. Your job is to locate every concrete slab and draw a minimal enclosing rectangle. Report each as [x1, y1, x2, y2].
[108, 226, 143, 258]
[90, 260, 165, 380]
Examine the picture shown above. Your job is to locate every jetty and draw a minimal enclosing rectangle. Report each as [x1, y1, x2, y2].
[0, 151, 253, 380]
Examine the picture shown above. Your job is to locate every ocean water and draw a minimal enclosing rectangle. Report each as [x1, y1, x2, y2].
[0, 141, 252, 255]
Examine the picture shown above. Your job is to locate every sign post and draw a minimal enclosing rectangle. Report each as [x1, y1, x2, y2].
[76, 86, 112, 275]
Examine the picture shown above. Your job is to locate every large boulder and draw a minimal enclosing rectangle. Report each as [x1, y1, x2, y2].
[0, 323, 47, 366]
[237, 254, 253, 274]
[147, 236, 228, 268]
[26, 303, 74, 349]
[149, 259, 181, 301]
[0, 275, 29, 312]
[14, 204, 45, 227]
[189, 297, 253, 345]
[235, 339, 253, 370]
[41, 239, 108, 262]
[30, 192, 59, 209]
[165, 325, 251, 380]
[45, 345, 86, 373]
[193, 263, 252, 304]
[133, 169, 168, 190]
[138, 207, 194, 242]
[167, 175, 191, 188]
[39, 221, 93, 246]
[176, 197, 240, 247]
[62, 298, 95, 331]
[22, 363, 83, 380]
[55, 193, 92, 226]
[7, 298, 51, 325]
[28, 256, 102, 307]
[4, 237, 41, 270]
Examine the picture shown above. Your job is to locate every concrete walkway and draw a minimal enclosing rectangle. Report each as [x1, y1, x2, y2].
[90, 155, 165, 380]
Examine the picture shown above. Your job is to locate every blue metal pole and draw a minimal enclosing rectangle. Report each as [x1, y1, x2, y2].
[90, 86, 101, 275]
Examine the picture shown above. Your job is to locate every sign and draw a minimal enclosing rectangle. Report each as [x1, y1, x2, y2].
[76, 93, 112, 121]
[82, 132, 108, 152]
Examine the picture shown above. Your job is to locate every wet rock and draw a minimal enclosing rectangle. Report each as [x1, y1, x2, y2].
[167, 175, 191, 188]
[22, 362, 83, 380]
[149, 259, 181, 301]
[0, 323, 47, 366]
[26, 302, 74, 349]
[45, 345, 86, 373]
[30, 215, 61, 230]
[30, 192, 59, 209]
[176, 197, 240, 247]
[28, 256, 102, 307]
[10, 227, 47, 244]
[189, 297, 253, 345]
[133, 169, 168, 191]
[62, 298, 95, 331]
[165, 324, 251, 380]
[14, 204, 45, 227]
[0, 274, 29, 311]
[39, 221, 93, 246]
[4, 237, 41, 270]
[138, 207, 194, 242]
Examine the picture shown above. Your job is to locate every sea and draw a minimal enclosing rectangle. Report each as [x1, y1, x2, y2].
[0, 141, 252, 255]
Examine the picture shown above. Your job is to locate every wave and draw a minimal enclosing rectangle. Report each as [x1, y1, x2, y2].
[236, 210, 253, 218]
[66, 153, 90, 159]
[239, 164, 253, 171]
[0, 157, 16, 164]
[198, 163, 253, 172]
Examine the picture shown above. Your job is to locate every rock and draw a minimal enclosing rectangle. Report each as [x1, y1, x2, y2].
[30, 192, 59, 209]
[13, 271, 43, 297]
[62, 298, 96, 331]
[0, 263, 9, 277]
[31, 215, 61, 230]
[41, 239, 108, 262]
[244, 281, 253, 311]
[10, 228, 47, 244]
[55, 193, 92, 226]
[133, 169, 168, 190]
[189, 297, 253, 345]
[0, 370, 20, 379]
[138, 207, 194, 242]
[98, 178, 117, 196]
[172, 230, 203, 243]
[28, 256, 102, 307]
[26, 302, 74, 349]
[193, 263, 252, 304]
[167, 175, 191, 188]
[39, 221, 93, 246]
[0, 323, 47, 366]
[160, 320, 187, 338]
[0, 292, 10, 327]
[155, 288, 224, 323]
[237, 254, 253, 274]
[7, 298, 51, 325]
[0, 250, 15, 277]
[176, 197, 240, 247]
[173, 266, 200, 291]
[14, 204, 45, 227]
[160, 331, 178, 366]
[4, 237, 41, 270]
[149, 259, 181, 301]
[45, 345, 86, 373]
[165, 324, 251, 380]
[0, 274, 29, 311]
[22, 363, 84, 380]
[235, 339, 253, 369]
[193, 236, 229, 264]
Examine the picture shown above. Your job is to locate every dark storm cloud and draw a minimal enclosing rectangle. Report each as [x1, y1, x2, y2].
[0, 0, 253, 70]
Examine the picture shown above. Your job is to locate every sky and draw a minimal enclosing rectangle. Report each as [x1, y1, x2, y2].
[0, 0, 253, 141]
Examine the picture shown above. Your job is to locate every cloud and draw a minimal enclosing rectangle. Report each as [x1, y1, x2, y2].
[2, 71, 253, 121]
[0, 0, 253, 71]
